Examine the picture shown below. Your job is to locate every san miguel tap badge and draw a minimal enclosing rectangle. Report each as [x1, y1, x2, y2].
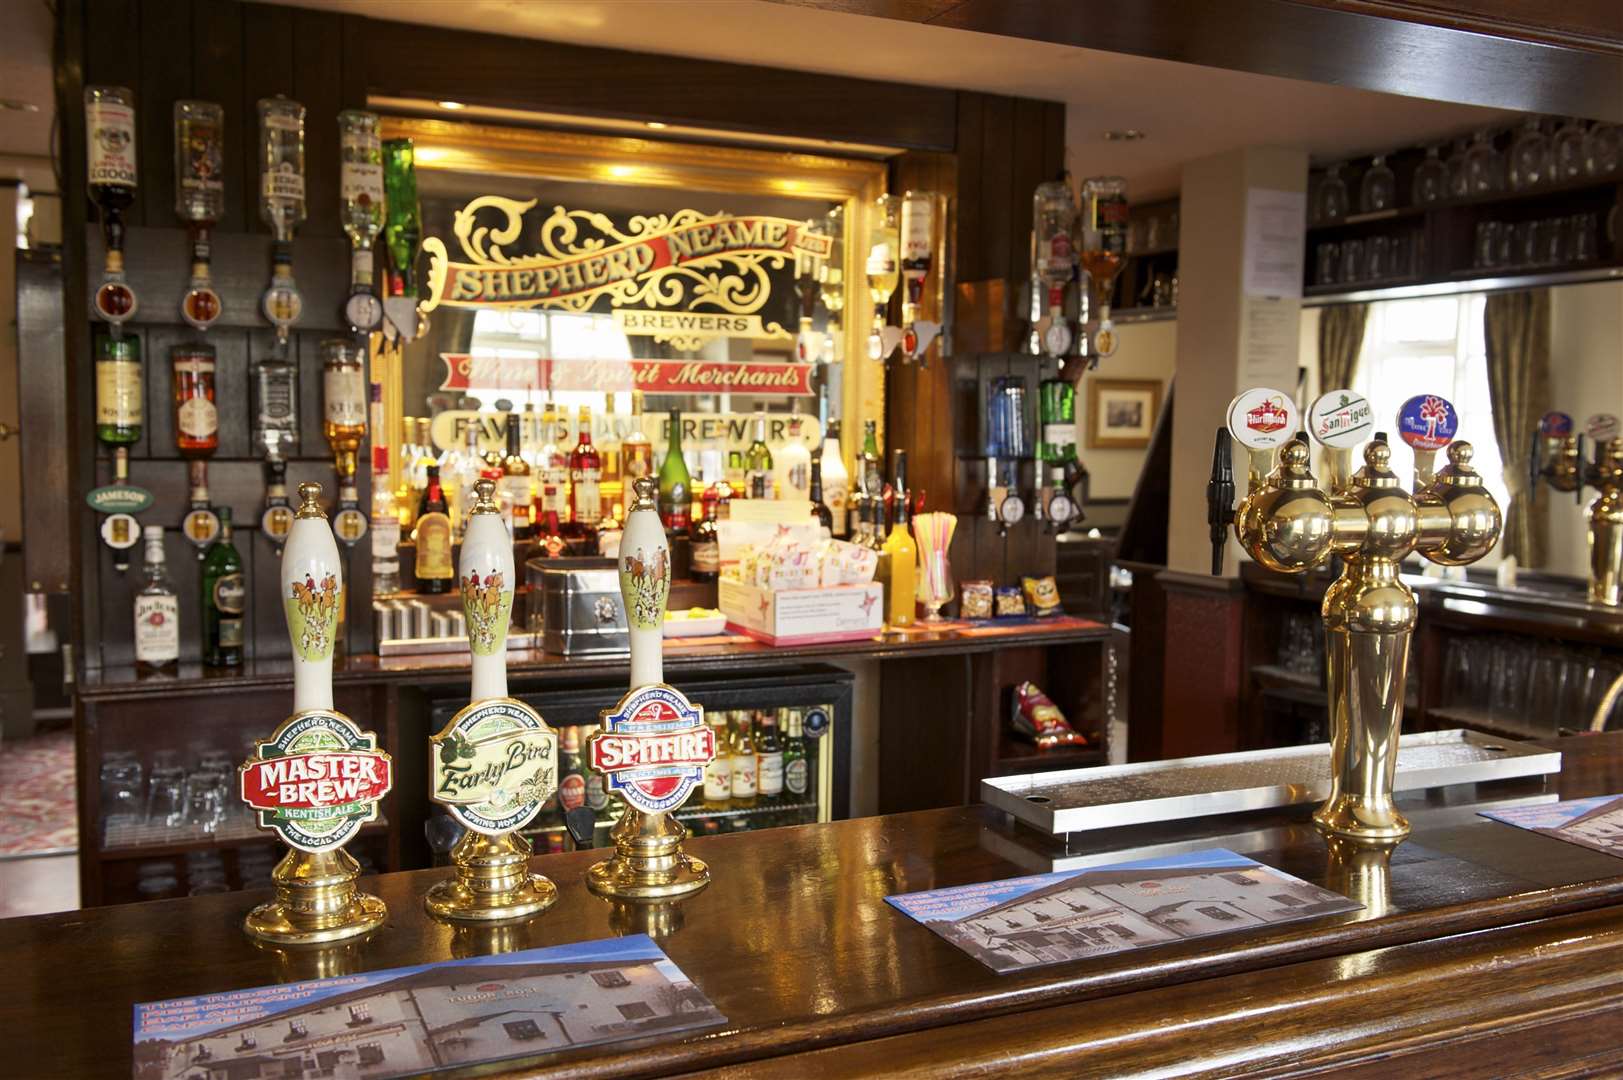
[425, 477, 559, 922]
[240, 481, 391, 946]
[585, 475, 713, 901]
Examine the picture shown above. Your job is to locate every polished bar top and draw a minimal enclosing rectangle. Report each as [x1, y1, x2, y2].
[76, 616, 1112, 698]
[11, 733, 1623, 1078]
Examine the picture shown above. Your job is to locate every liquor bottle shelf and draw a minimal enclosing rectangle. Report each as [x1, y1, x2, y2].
[101, 815, 391, 860]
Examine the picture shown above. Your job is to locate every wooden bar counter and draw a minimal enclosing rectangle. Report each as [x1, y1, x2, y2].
[15, 732, 1623, 1075]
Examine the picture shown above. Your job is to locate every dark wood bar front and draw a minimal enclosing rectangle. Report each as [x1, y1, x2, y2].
[15, 732, 1623, 1078]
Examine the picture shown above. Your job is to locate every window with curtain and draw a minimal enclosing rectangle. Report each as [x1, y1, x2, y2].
[1352, 295, 1510, 534]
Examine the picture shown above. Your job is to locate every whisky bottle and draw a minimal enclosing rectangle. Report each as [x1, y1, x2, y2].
[338, 109, 385, 332]
[691, 461, 727, 585]
[86, 85, 139, 328]
[568, 405, 602, 528]
[414, 464, 453, 594]
[756, 709, 785, 809]
[257, 96, 306, 345]
[743, 413, 773, 499]
[173, 99, 224, 331]
[321, 338, 366, 482]
[620, 391, 654, 520]
[134, 526, 179, 672]
[251, 353, 298, 462]
[729, 711, 758, 810]
[95, 333, 142, 446]
[809, 458, 834, 538]
[201, 507, 244, 668]
[501, 412, 534, 540]
[658, 408, 692, 531]
[171, 343, 218, 458]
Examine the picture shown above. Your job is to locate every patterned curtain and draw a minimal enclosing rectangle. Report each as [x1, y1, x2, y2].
[1317, 304, 1369, 393]
[1483, 290, 1550, 565]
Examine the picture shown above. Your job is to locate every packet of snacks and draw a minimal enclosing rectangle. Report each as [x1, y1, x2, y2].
[995, 585, 1026, 617]
[1022, 575, 1062, 616]
[1011, 681, 1087, 749]
[754, 527, 819, 591]
[960, 580, 994, 619]
[817, 539, 878, 586]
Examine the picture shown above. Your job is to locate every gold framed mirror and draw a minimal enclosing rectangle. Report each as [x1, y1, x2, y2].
[372, 116, 888, 504]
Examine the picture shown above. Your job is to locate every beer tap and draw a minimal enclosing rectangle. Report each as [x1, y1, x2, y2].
[1534, 412, 1622, 606]
[1207, 387, 1501, 843]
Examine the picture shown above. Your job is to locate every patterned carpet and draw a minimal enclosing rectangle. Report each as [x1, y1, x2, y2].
[0, 729, 77, 856]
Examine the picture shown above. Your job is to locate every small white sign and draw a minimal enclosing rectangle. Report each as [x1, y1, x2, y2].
[1226, 387, 1299, 450]
[1308, 390, 1373, 449]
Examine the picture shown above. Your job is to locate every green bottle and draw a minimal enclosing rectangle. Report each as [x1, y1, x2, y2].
[744, 412, 774, 499]
[860, 419, 882, 497]
[658, 408, 692, 530]
[202, 507, 245, 668]
[95, 334, 142, 446]
[382, 139, 421, 298]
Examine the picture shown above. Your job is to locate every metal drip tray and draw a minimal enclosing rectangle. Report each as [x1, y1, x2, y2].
[982, 730, 1561, 836]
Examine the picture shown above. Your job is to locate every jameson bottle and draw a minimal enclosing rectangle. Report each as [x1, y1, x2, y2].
[658, 408, 692, 531]
[95, 333, 142, 445]
[414, 464, 454, 594]
[134, 526, 179, 672]
[202, 507, 244, 668]
[501, 412, 534, 540]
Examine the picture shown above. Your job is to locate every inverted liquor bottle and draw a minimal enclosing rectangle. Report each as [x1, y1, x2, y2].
[257, 96, 307, 345]
[321, 339, 367, 483]
[173, 99, 224, 331]
[338, 110, 385, 331]
[899, 191, 937, 356]
[95, 332, 143, 447]
[1033, 176, 1078, 357]
[382, 138, 423, 338]
[251, 353, 298, 462]
[172, 344, 219, 459]
[1078, 175, 1128, 361]
[865, 194, 901, 357]
[85, 85, 139, 330]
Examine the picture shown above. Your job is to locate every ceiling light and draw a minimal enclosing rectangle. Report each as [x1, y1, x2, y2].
[415, 148, 448, 164]
[645, 121, 668, 130]
[607, 164, 637, 178]
[1103, 129, 1146, 142]
[0, 99, 38, 113]
[437, 100, 466, 111]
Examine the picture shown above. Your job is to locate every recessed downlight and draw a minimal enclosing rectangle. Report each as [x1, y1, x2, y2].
[1104, 129, 1146, 142]
[437, 100, 466, 111]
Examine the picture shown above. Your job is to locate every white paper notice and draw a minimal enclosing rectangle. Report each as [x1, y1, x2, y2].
[1241, 296, 1300, 389]
[1243, 188, 1307, 299]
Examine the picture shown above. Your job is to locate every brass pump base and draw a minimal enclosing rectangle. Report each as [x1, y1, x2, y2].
[244, 848, 388, 946]
[424, 830, 557, 923]
[586, 810, 709, 901]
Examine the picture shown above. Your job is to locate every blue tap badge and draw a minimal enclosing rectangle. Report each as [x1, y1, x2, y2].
[802, 706, 831, 740]
[1396, 394, 1458, 452]
[1539, 411, 1574, 438]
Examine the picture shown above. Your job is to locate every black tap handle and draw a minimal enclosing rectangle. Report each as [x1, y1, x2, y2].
[1067, 459, 1090, 524]
[564, 806, 597, 850]
[1206, 428, 1235, 576]
[1528, 429, 1543, 497]
[1577, 433, 1588, 502]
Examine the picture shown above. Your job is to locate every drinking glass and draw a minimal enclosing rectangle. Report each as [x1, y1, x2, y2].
[1588, 124, 1622, 177]
[1525, 652, 1568, 735]
[146, 762, 187, 829]
[1473, 221, 1501, 268]
[197, 747, 234, 773]
[1511, 221, 1537, 267]
[1315, 163, 1349, 224]
[1339, 239, 1364, 283]
[1315, 242, 1339, 286]
[100, 754, 145, 827]
[1570, 213, 1599, 262]
[918, 551, 953, 622]
[1390, 233, 1413, 277]
[184, 769, 228, 834]
[1464, 130, 1503, 194]
[1365, 235, 1390, 280]
[1508, 118, 1552, 191]
[1552, 117, 1590, 180]
[1443, 637, 1474, 708]
[1359, 155, 1396, 213]
[1412, 145, 1448, 205]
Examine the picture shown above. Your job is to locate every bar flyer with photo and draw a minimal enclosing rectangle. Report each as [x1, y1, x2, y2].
[131, 935, 724, 1078]
[1482, 794, 1623, 859]
[885, 849, 1362, 974]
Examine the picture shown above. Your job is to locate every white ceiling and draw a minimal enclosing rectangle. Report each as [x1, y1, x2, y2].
[270, 0, 1518, 199]
[0, 0, 57, 187]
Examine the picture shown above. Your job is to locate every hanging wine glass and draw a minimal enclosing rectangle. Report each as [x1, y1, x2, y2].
[1315, 163, 1349, 224]
[1359, 155, 1396, 213]
[1508, 117, 1552, 191]
[1412, 145, 1448, 205]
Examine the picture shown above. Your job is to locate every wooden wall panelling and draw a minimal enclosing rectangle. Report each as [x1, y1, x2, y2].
[975, 95, 1016, 290]
[191, 0, 247, 234]
[1158, 572, 1247, 757]
[15, 253, 72, 594]
[292, 6, 345, 239]
[136, 0, 192, 228]
[953, 94, 986, 282]
[878, 653, 975, 813]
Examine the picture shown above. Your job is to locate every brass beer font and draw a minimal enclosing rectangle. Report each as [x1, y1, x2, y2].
[425, 479, 559, 923]
[585, 477, 714, 901]
[1532, 411, 1623, 606]
[1210, 390, 1502, 842]
[239, 483, 391, 945]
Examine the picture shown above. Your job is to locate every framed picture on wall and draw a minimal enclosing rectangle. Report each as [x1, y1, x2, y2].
[1087, 379, 1163, 449]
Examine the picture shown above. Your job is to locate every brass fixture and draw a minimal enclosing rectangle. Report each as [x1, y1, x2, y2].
[1533, 412, 1622, 606]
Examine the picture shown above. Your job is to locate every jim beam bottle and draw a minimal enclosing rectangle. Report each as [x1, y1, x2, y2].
[585, 476, 714, 899]
[321, 339, 369, 546]
[338, 110, 385, 333]
[86, 85, 139, 330]
[174, 100, 224, 330]
[241, 482, 391, 944]
[258, 96, 306, 347]
[134, 526, 179, 672]
[425, 477, 558, 922]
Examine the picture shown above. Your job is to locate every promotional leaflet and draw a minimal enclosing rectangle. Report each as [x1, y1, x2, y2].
[1482, 794, 1623, 859]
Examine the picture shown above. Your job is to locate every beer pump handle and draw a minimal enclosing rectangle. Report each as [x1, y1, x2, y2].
[1207, 429, 1236, 576]
[621, 476, 670, 690]
[462, 478, 514, 702]
[1578, 434, 1589, 502]
[1529, 428, 1543, 497]
[283, 482, 340, 713]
